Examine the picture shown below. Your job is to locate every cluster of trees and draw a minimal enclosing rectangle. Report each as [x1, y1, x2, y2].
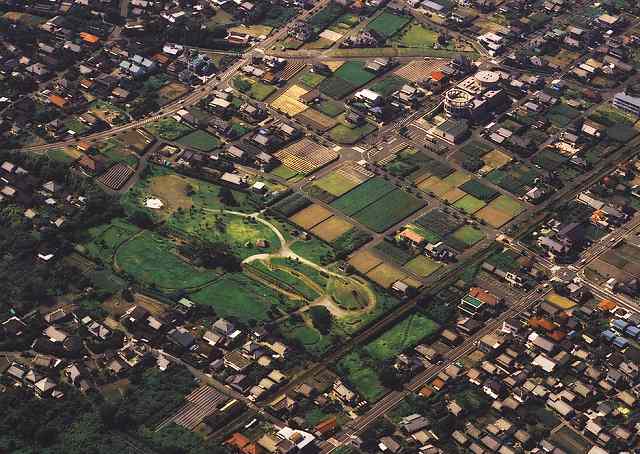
[180, 239, 242, 272]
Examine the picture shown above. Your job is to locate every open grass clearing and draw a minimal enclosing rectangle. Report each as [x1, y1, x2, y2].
[190, 273, 294, 322]
[116, 231, 219, 289]
[334, 61, 377, 87]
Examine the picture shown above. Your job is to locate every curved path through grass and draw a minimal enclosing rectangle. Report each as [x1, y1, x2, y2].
[205, 208, 377, 317]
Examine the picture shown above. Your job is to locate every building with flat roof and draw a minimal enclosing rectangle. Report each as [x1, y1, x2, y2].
[613, 91, 640, 116]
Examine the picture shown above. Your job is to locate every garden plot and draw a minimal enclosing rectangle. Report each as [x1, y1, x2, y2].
[311, 216, 354, 242]
[289, 204, 334, 230]
[453, 194, 486, 214]
[366, 262, 409, 288]
[299, 71, 326, 88]
[448, 225, 485, 249]
[316, 99, 345, 118]
[367, 11, 411, 38]
[485, 162, 538, 196]
[331, 177, 397, 216]
[329, 120, 377, 145]
[349, 249, 383, 274]
[386, 148, 454, 181]
[475, 195, 525, 228]
[459, 179, 499, 202]
[295, 108, 337, 132]
[479, 149, 512, 174]
[352, 189, 426, 233]
[415, 209, 464, 238]
[274, 138, 339, 175]
[370, 76, 409, 97]
[394, 59, 449, 82]
[312, 162, 373, 200]
[320, 61, 377, 99]
[405, 256, 441, 277]
[271, 84, 310, 116]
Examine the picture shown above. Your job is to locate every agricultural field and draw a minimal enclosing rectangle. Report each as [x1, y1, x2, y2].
[453, 194, 486, 214]
[475, 195, 525, 228]
[299, 71, 326, 88]
[405, 255, 441, 278]
[95, 138, 139, 167]
[176, 130, 221, 152]
[485, 161, 539, 196]
[369, 76, 408, 97]
[329, 120, 377, 145]
[331, 177, 397, 216]
[364, 312, 439, 361]
[310, 216, 354, 242]
[157, 82, 190, 105]
[271, 84, 309, 117]
[449, 225, 485, 248]
[295, 109, 338, 133]
[274, 138, 339, 175]
[316, 99, 345, 118]
[352, 189, 426, 233]
[387, 148, 454, 181]
[115, 231, 219, 290]
[367, 11, 411, 38]
[319, 61, 377, 99]
[289, 204, 334, 230]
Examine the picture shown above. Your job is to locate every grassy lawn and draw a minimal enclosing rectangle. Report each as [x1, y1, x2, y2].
[331, 177, 397, 216]
[116, 231, 219, 289]
[176, 130, 221, 152]
[328, 278, 370, 310]
[300, 71, 326, 88]
[367, 11, 411, 38]
[352, 190, 426, 233]
[81, 219, 141, 264]
[316, 99, 345, 117]
[47, 148, 79, 164]
[450, 225, 485, 247]
[167, 213, 279, 260]
[364, 313, 439, 361]
[190, 273, 296, 322]
[146, 118, 193, 141]
[337, 351, 387, 403]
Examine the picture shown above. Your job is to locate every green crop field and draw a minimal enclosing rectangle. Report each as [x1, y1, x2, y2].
[450, 225, 485, 247]
[491, 194, 525, 217]
[353, 190, 425, 233]
[329, 122, 376, 145]
[459, 179, 499, 201]
[369, 76, 408, 97]
[176, 130, 221, 152]
[453, 194, 486, 214]
[190, 273, 298, 322]
[405, 256, 441, 277]
[300, 71, 326, 88]
[115, 231, 219, 289]
[364, 313, 439, 361]
[337, 351, 387, 403]
[334, 61, 377, 86]
[331, 177, 396, 215]
[316, 99, 345, 117]
[319, 76, 356, 99]
[313, 171, 362, 197]
[367, 11, 411, 38]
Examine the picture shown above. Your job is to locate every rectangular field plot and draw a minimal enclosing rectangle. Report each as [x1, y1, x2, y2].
[448, 225, 485, 249]
[475, 195, 525, 228]
[453, 194, 486, 214]
[459, 179, 499, 201]
[289, 204, 334, 229]
[366, 262, 409, 288]
[274, 138, 339, 175]
[367, 11, 411, 38]
[295, 108, 337, 132]
[313, 163, 372, 197]
[331, 177, 396, 215]
[271, 84, 310, 116]
[405, 255, 441, 277]
[394, 58, 449, 82]
[311, 216, 354, 242]
[415, 209, 464, 236]
[349, 249, 383, 274]
[352, 189, 426, 233]
[334, 61, 377, 86]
